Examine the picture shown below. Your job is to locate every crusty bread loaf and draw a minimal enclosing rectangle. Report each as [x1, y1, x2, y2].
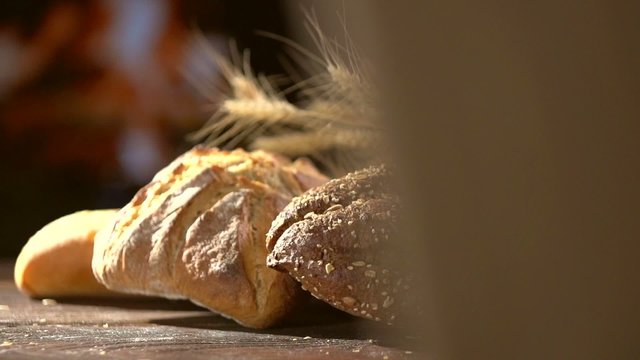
[92, 146, 328, 328]
[266, 165, 410, 324]
[15, 209, 119, 298]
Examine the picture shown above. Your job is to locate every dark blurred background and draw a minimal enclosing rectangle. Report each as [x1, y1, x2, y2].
[0, 0, 292, 258]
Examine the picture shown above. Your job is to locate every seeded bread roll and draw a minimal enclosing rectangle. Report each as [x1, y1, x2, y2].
[92, 147, 328, 328]
[266, 165, 410, 324]
[267, 165, 390, 252]
[15, 210, 119, 298]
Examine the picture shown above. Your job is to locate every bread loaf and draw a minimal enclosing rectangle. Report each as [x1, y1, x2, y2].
[266, 165, 410, 324]
[15, 209, 119, 298]
[92, 146, 328, 328]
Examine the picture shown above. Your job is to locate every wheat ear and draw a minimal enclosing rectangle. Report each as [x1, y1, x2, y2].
[188, 13, 382, 176]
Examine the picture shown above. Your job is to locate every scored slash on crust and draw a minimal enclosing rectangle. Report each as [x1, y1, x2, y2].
[92, 147, 329, 329]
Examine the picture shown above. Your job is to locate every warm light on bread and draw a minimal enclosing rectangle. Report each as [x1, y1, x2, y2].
[92, 147, 328, 328]
[15, 209, 119, 298]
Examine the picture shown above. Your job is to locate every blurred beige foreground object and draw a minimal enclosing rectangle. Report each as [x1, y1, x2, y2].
[370, 0, 640, 358]
[14, 209, 119, 297]
[92, 146, 328, 328]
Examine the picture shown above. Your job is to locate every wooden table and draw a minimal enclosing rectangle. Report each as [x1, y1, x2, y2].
[0, 261, 418, 359]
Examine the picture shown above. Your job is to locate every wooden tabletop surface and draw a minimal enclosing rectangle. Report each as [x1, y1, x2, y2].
[0, 261, 419, 359]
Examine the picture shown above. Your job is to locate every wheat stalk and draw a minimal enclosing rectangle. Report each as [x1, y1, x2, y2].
[187, 13, 382, 176]
[251, 127, 378, 158]
[187, 34, 322, 147]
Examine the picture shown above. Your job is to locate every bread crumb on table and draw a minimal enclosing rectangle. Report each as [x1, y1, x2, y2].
[41, 299, 57, 306]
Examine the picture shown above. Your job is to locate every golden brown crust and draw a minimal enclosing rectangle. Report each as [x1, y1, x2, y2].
[92, 147, 328, 328]
[15, 209, 120, 298]
[266, 165, 409, 324]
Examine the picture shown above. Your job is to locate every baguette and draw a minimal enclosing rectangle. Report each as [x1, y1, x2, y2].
[15, 209, 119, 298]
